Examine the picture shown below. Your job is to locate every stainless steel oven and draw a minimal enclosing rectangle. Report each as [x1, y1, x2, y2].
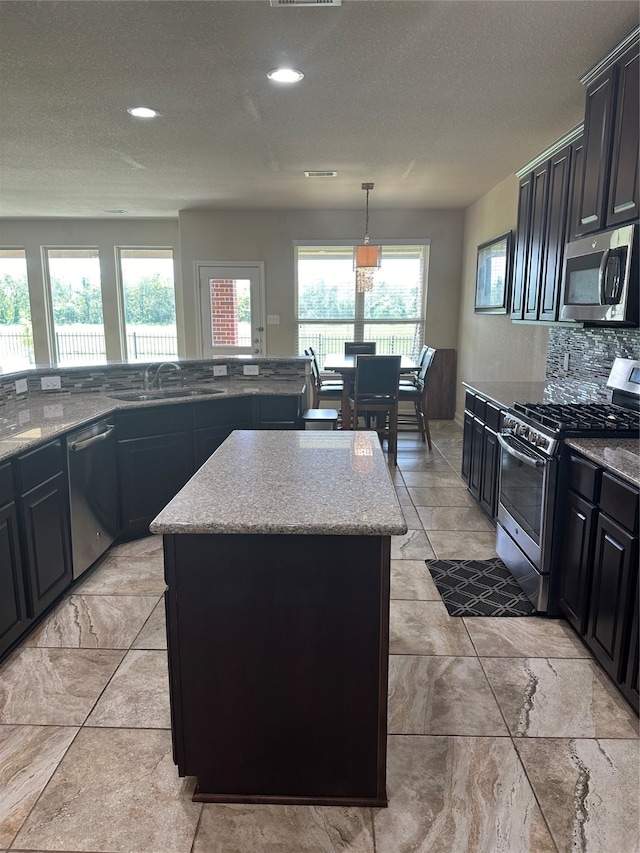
[496, 430, 558, 613]
[496, 358, 640, 615]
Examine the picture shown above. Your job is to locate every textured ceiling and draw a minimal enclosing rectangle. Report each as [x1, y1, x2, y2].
[0, 0, 638, 218]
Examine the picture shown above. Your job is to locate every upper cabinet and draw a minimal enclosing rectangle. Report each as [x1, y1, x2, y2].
[510, 27, 639, 324]
[575, 34, 639, 236]
[511, 134, 580, 323]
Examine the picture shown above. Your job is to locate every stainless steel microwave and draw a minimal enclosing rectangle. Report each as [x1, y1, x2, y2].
[560, 223, 638, 325]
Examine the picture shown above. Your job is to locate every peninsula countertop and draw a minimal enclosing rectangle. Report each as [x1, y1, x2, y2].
[150, 430, 408, 536]
[0, 378, 306, 462]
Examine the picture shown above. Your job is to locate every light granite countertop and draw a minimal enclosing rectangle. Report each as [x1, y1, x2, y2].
[0, 378, 306, 462]
[565, 438, 640, 489]
[150, 430, 408, 536]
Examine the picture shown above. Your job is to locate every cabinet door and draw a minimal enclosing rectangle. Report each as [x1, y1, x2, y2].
[576, 64, 617, 236]
[606, 42, 640, 227]
[193, 426, 234, 469]
[621, 574, 639, 714]
[118, 432, 193, 534]
[511, 173, 533, 319]
[19, 472, 72, 619]
[461, 409, 474, 485]
[479, 426, 499, 520]
[469, 417, 484, 501]
[0, 501, 30, 658]
[586, 512, 637, 682]
[566, 135, 585, 242]
[559, 490, 596, 634]
[256, 395, 302, 429]
[539, 145, 572, 321]
[523, 163, 551, 321]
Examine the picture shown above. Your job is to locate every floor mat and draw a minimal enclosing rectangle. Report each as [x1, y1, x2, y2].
[425, 557, 535, 617]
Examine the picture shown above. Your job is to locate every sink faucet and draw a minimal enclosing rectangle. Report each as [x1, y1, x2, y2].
[143, 362, 183, 390]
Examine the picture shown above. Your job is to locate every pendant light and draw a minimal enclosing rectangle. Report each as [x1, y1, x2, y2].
[354, 182, 381, 292]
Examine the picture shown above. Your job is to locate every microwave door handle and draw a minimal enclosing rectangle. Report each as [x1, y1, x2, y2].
[598, 249, 611, 305]
[497, 433, 544, 468]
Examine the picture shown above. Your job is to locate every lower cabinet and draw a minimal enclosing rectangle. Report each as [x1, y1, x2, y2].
[15, 442, 73, 621]
[559, 455, 639, 713]
[461, 391, 502, 520]
[0, 462, 30, 658]
[193, 397, 253, 469]
[118, 431, 194, 535]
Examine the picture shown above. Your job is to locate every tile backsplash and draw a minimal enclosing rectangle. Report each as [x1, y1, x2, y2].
[546, 327, 640, 402]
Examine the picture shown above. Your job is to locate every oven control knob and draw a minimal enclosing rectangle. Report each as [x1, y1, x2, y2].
[516, 423, 527, 437]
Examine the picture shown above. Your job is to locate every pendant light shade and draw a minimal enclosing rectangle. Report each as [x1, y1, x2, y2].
[354, 182, 381, 292]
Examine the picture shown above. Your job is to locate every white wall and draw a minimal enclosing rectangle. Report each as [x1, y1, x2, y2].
[455, 174, 549, 418]
[178, 208, 465, 357]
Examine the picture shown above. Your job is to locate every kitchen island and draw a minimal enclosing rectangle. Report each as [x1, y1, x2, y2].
[150, 429, 407, 807]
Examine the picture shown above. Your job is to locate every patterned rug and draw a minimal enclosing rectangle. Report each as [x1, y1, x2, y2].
[425, 558, 535, 617]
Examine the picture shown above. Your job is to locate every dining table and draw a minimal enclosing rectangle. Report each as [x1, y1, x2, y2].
[323, 353, 418, 429]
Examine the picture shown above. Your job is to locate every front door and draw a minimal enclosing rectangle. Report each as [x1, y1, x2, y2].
[197, 262, 265, 356]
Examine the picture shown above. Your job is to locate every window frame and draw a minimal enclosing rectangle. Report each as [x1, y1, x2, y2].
[294, 240, 429, 366]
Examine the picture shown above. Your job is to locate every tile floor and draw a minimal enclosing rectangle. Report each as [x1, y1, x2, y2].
[0, 421, 638, 853]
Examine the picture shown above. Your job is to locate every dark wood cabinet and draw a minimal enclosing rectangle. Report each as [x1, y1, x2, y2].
[461, 392, 501, 521]
[118, 432, 193, 535]
[566, 135, 585, 241]
[539, 145, 572, 320]
[512, 140, 576, 322]
[254, 394, 303, 430]
[14, 441, 72, 620]
[606, 41, 639, 227]
[559, 490, 597, 634]
[576, 35, 639, 236]
[193, 397, 253, 469]
[587, 512, 637, 683]
[19, 471, 72, 619]
[523, 163, 551, 320]
[511, 173, 533, 319]
[559, 455, 639, 713]
[0, 462, 30, 658]
[117, 405, 194, 535]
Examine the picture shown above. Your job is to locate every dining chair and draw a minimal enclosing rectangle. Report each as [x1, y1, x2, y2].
[344, 341, 376, 355]
[349, 355, 402, 465]
[398, 346, 436, 448]
[399, 343, 429, 389]
[305, 349, 344, 411]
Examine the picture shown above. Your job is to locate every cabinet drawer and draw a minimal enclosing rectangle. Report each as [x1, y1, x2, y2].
[484, 402, 502, 432]
[472, 395, 487, 421]
[600, 472, 639, 533]
[117, 405, 192, 439]
[569, 454, 600, 503]
[16, 440, 63, 493]
[464, 391, 475, 413]
[0, 462, 13, 506]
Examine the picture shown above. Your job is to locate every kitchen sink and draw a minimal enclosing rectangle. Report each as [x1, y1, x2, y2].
[108, 388, 222, 402]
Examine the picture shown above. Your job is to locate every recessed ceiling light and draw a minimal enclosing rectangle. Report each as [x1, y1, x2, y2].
[127, 106, 160, 118]
[267, 68, 304, 83]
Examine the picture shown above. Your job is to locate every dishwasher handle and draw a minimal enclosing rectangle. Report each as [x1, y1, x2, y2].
[68, 424, 116, 452]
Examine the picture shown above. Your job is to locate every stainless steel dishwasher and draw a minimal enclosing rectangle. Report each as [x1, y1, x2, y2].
[67, 420, 118, 579]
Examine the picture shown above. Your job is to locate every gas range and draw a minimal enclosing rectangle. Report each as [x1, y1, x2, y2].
[503, 400, 640, 458]
[497, 358, 640, 615]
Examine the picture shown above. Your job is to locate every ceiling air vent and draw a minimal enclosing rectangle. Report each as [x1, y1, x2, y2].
[304, 170, 338, 178]
[270, 0, 342, 7]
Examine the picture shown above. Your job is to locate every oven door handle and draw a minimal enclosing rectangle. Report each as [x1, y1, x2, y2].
[497, 432, 545, 468]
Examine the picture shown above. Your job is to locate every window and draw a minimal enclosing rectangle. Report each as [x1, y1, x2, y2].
[117, 248, 178, 360]
[296, 244, 428, 368]
[45, 248, 106, 365]
[0, 249, 34, 371]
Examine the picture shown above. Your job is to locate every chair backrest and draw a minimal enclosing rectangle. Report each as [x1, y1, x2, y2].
[345, 341, 376, 355]
[415, 344, 429, 368]
[417, 347, 436, 385]
[306, 349, 321, 385]
[354, 355, 402, 399]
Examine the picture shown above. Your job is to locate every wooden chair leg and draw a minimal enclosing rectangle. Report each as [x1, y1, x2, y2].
[414, 399, 426, 443]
